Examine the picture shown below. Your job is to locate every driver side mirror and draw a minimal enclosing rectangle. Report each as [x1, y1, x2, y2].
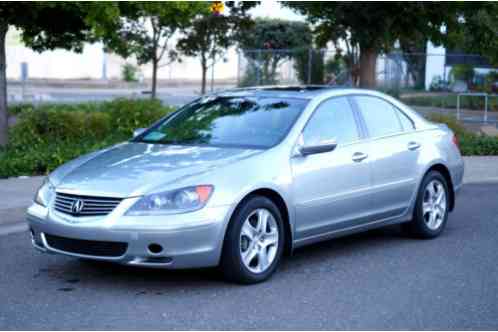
[133, 128, 146, 138]
[299, 139, 338, 156]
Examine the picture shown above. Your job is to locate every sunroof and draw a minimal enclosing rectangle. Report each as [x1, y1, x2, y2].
[259, 86, 329, 92]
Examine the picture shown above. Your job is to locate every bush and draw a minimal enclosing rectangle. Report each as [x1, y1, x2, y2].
[324, 56, 346, 78]
[459, 134, 498, 156]
[426, 113, 468, 138]
[0, 99, 175, 177]
[8, 103, 35, 116]
[483, 71, 498, 93]
[238, 62, 279, 87]
[450, 64, 475, 84]
[121, 63, 139, 82]
[104, 98, 167, 137]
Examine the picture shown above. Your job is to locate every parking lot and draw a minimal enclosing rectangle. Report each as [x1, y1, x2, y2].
[1, 182, 498, 330]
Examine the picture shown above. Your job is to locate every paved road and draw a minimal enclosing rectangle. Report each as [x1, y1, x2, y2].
[10, 91, 196, 108]
[7, 84, 235, 107]
[1, 183, 498, 330]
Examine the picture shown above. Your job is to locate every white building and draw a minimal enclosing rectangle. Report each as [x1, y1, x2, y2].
[6, 28, 240, 83]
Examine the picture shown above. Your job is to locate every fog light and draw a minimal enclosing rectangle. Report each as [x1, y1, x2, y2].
[148, 243, 163, 255]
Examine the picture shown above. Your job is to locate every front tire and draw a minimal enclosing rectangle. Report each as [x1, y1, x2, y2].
[220, 196, 284, 284]
[403, 171, 450, 238]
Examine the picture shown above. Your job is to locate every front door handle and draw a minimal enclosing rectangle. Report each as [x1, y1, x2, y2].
[352, 152, 368, 162]
[408, 141, 421, 151]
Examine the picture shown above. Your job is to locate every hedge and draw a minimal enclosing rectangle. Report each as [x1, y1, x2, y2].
[0, 99, 174, 178]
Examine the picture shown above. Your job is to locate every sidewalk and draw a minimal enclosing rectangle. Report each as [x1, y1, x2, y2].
[0, 176, 44, 212]
[0, 157, 497, 233]
[0, 176, 43, 234]
[463, 156, 498, 183]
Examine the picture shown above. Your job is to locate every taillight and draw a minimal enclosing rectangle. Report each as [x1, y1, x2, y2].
[452, 134, 460, 150]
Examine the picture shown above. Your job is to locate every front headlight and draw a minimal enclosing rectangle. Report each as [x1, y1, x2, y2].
[126, 185, 214, 216]
[34, 178, 55, 207]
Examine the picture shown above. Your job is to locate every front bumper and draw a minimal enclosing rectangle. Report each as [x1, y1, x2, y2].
[28, 201, 232, 269]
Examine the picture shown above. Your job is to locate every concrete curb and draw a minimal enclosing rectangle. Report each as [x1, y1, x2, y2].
[464, 178, 498, 184]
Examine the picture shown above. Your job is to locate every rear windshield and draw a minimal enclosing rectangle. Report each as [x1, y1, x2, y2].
[135, 96, 308, 149]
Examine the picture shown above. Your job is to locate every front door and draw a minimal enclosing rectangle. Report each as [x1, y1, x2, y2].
[291, 96, 373, 241]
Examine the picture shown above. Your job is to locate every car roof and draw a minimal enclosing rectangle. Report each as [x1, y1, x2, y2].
[214, 85, 350, 99]
[211, 85, 431, 129]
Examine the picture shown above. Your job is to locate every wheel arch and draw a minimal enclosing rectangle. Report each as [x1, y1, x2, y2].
[224, 187, 294, 256]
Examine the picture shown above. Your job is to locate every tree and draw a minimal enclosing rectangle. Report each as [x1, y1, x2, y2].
[447, 2, 498, 66]
[294, 49, 324, 85]
[98, 2, 208, 99]
[0, 2, 100, 147]
[399, 33, 427, 90]
[238, 18, 312, 86]
[177, 2, 254, 94]
[314, 19, 360, 86]
[283, 2, 463, 88]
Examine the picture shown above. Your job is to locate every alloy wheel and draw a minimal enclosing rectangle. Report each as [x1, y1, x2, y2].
[239, 208, 279, 274]
[422, 179, 447, 230]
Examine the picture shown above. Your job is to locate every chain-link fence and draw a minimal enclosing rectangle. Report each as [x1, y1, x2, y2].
[238, 49, 351, 87]
[238, 49, 497, 90]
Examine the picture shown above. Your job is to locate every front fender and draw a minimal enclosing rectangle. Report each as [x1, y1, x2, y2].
[221, 181, 296, 248]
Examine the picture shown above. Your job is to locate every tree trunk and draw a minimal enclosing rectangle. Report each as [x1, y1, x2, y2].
[201, 60, 207, 95]
[151, 58, 158, 99]
[359, 46, 377, 89]
[0, 25, 8, 147]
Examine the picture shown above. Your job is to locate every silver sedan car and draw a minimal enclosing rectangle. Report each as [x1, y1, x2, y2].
[28, 87, 464, 283]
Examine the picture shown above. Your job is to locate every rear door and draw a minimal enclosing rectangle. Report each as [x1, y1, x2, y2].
[291, 96, 373, 241]
[352, 95, 420, 219]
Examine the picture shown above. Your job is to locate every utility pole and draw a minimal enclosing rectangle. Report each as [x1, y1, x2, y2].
[101, 45, 108, 81]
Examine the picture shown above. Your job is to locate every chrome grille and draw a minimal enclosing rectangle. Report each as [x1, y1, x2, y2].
[54, 192, 122, 217]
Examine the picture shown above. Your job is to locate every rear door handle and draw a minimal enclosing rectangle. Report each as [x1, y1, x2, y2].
[408, 141, 421, 151]
[352, 152, 368, 162]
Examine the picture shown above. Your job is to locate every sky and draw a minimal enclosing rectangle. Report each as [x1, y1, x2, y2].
[249, 0, 304, 21]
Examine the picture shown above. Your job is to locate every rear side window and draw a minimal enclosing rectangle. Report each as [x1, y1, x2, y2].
[354, 96, 402, 138]
[397, 110, 415, 131]
[302, 96, 359, 146]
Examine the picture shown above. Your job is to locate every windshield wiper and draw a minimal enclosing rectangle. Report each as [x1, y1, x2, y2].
[137, 139, 177, 145]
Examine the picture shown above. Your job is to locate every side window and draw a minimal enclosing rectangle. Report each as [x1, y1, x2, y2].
[302, 97, 359, 146]
[355, 96, 403, 138]
[397, 109, 415, 131]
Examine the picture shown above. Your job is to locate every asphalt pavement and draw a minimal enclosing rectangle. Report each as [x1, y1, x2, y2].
[0, 183, 497, 330]
[7, 84, 227, 107]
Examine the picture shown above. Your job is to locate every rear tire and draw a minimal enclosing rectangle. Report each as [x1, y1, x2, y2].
[403, 171, 450, 238]
[220, 196, 284, 284]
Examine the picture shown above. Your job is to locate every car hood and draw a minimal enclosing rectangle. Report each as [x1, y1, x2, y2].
[53, 142, 261, 197]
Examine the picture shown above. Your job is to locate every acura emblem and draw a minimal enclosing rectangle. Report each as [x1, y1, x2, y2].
[71, 199, 85, 214]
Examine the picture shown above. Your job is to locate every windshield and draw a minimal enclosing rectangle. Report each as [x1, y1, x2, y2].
[135, 96, 308, 149]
